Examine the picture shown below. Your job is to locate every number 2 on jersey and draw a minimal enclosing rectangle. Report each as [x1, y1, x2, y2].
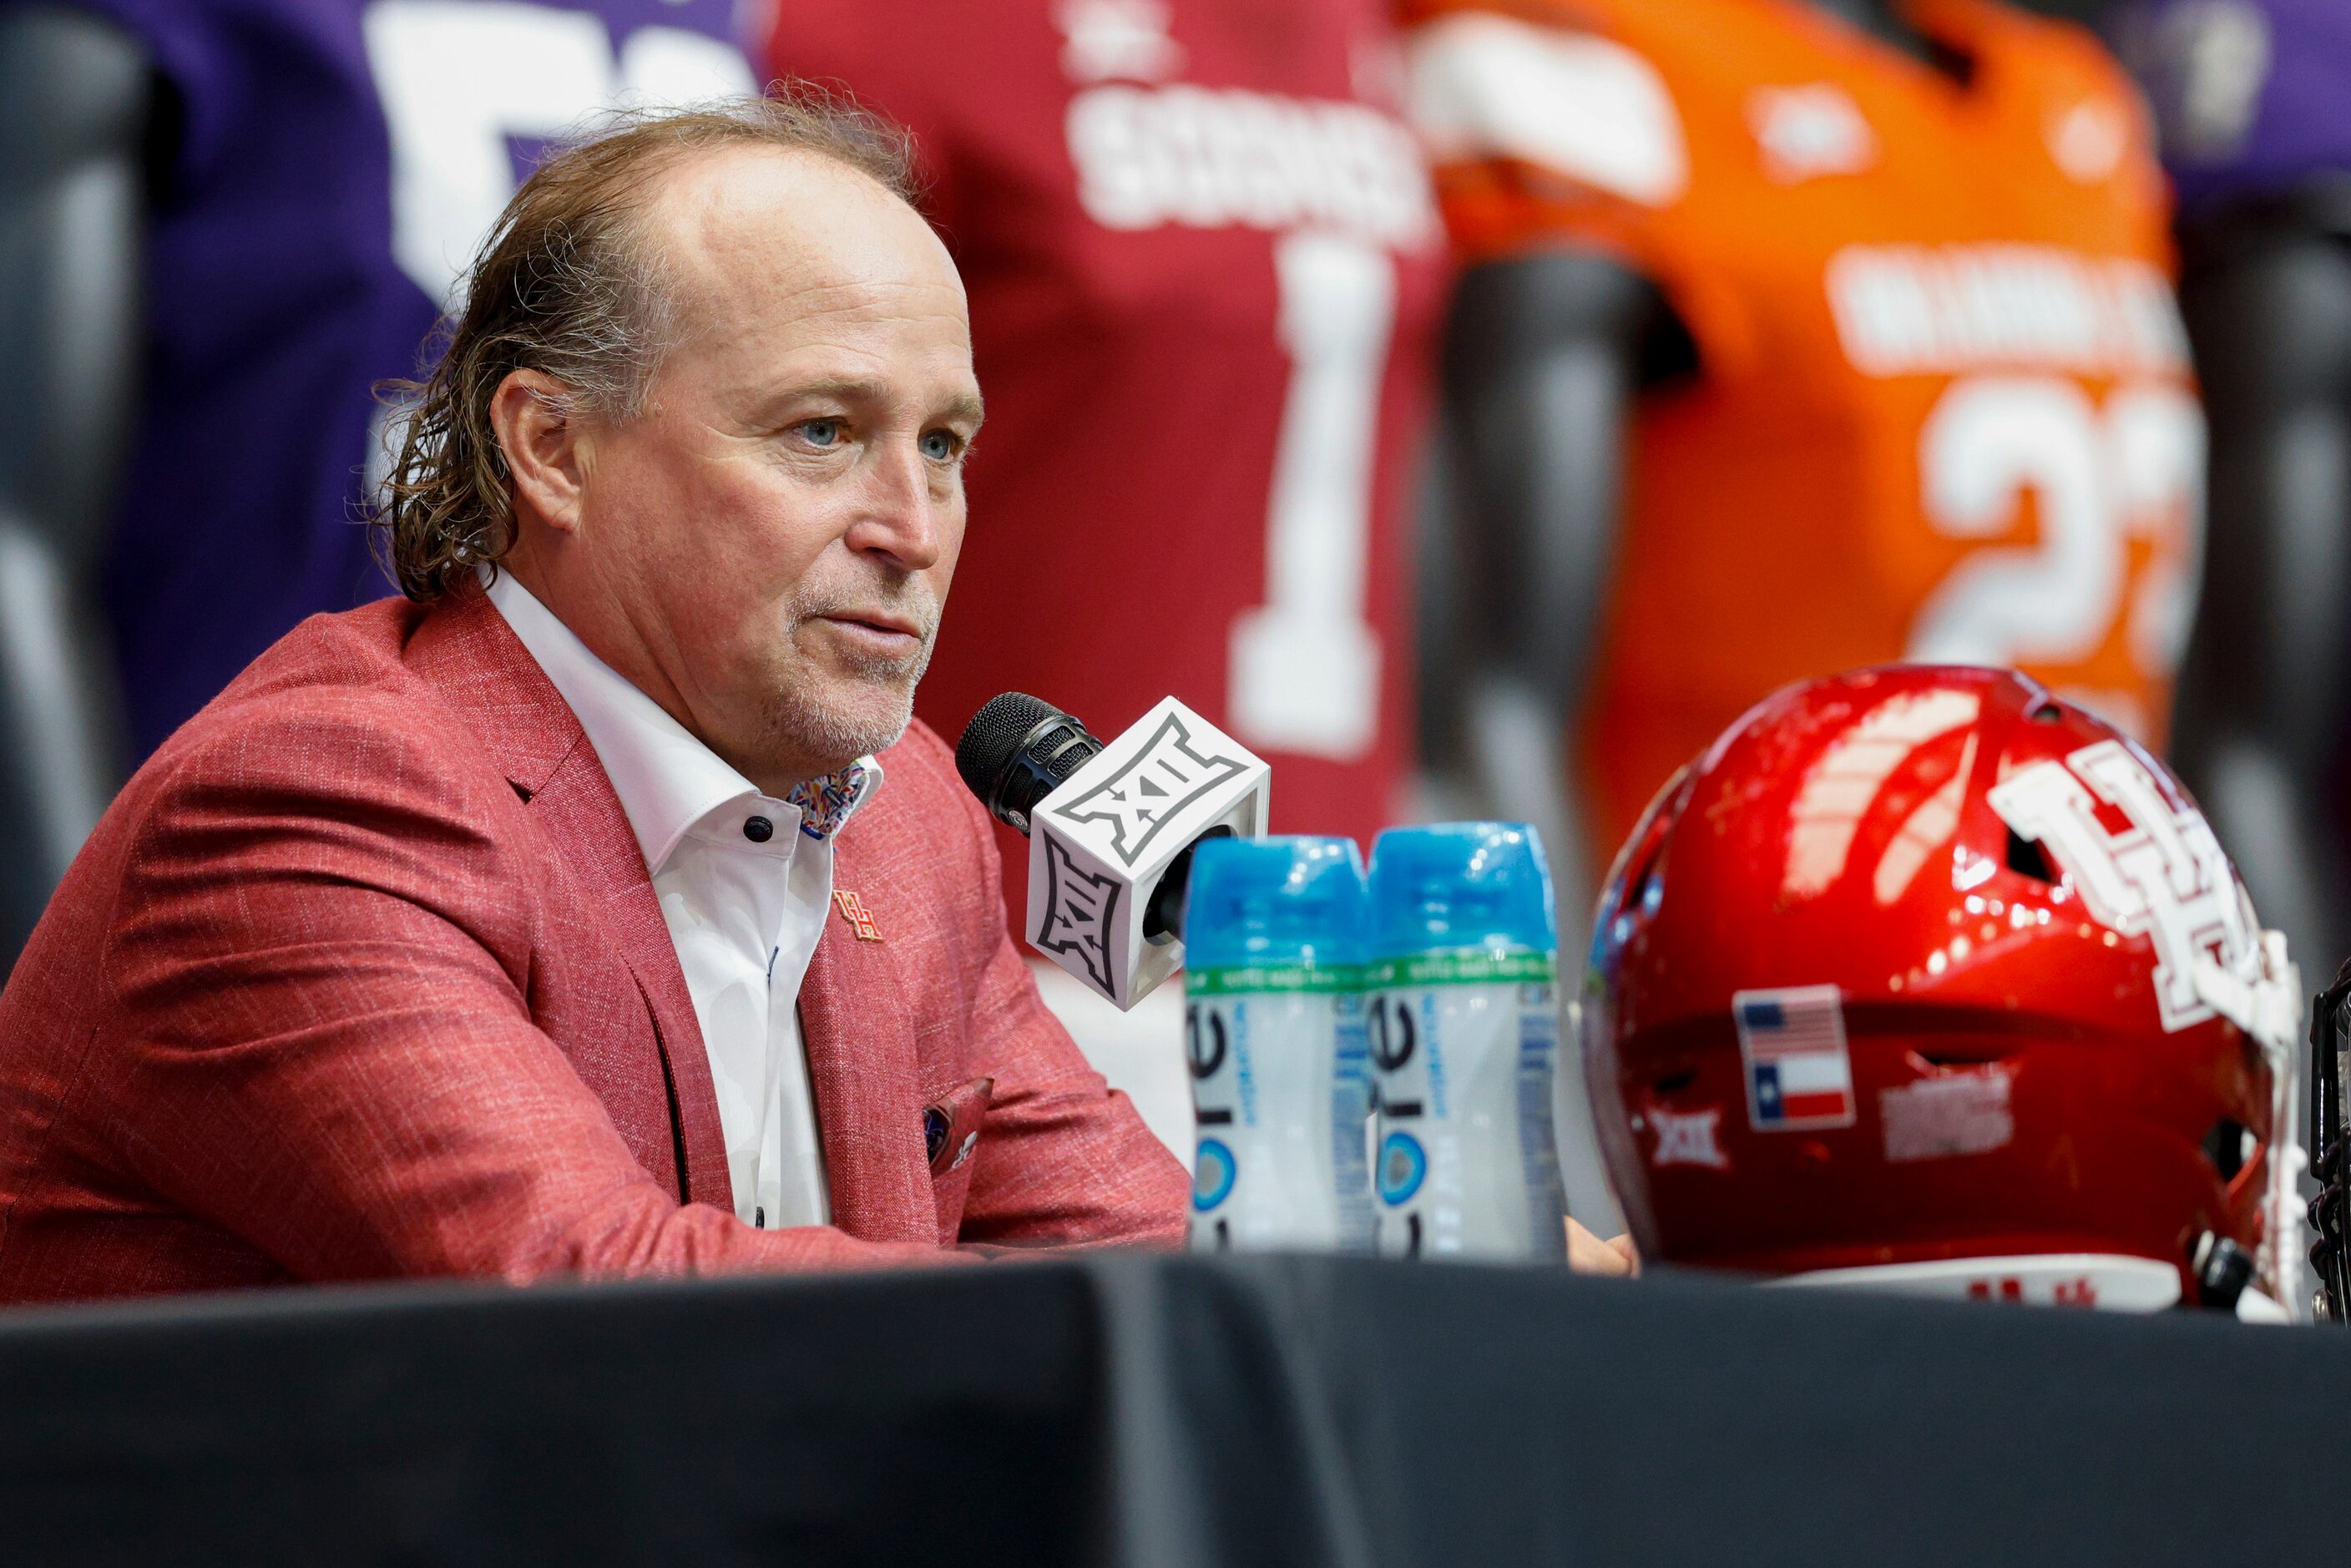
[1907, 374, 2204, 732]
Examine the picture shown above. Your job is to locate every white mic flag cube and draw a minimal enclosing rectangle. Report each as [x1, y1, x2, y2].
[1025, 697, 1272, 1011]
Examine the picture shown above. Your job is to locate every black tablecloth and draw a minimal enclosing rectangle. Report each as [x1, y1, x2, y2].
[1, 1253, 2339, 1565]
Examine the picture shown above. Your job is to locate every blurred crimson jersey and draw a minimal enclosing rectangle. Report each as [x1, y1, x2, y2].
[61, 0, 753, 757]
[770, 0, 1447, 925]
[1399, 0, 2202, 864]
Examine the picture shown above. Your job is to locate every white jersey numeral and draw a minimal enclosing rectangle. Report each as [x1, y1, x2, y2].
[363, 2, 754, 311]
[1228, 232, 1396, 761]
[1906, 374, 2204, 727]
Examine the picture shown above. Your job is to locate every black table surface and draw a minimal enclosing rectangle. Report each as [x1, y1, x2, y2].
[0, 1252, 2338, 1565]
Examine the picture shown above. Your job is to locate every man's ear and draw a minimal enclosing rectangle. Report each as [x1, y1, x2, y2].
[489, 369, 592, 535]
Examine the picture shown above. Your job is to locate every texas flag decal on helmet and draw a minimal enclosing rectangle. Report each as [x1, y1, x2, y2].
[1735, 984, 1857, 1131]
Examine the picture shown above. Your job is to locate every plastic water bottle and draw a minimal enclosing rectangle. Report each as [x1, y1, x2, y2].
[1366, 823, 1568, 1262]
[1181, 836, 1375, 1252]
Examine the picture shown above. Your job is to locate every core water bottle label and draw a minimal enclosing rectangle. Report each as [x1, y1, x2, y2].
[1378, 1130, 1427, 1203]
[1363, 951, 1558, 988]
[1373, 978, 1565, 1261]
[1418, 990, 1452, 1120]
[1368, 985, 1438, 1260]
[1193, 1138, 1237, 1212]
[1332, 996, 1377, 1248]
[1189, 998, 1255, 1127]
[1186, 989, 1368, 1252]
[1514, 984, 1569, 1261]
[1186, 962, 1363, 995]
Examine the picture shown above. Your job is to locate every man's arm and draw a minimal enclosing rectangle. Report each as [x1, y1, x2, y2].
[101, 702, 955, 1283]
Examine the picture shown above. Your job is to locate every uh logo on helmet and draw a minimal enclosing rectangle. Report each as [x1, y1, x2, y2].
[1582, 666, 2303, 1316]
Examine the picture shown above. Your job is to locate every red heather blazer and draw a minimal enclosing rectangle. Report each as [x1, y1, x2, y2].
[0, 589, 1188, 1303]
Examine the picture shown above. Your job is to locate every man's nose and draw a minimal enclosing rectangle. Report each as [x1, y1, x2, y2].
[846, 439, 944, 571]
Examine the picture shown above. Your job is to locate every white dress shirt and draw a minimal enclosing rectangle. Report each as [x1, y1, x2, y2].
[486, 571, 879, 1231]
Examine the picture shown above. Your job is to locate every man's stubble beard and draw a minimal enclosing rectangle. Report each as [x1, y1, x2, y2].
[758, 586, 941, 778]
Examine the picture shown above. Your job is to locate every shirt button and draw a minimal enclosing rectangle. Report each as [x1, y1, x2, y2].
[744, 816, 775, 843]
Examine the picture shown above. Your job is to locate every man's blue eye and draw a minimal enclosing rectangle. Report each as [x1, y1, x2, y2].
[799, 419, 842, 447]
[921, 431, 958, 461]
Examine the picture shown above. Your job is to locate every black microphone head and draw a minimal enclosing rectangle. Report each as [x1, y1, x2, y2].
[955, 693, 1056, 799]
[956, 693, 1104, 836]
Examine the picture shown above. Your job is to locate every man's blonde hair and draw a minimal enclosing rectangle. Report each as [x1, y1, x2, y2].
[372, 89, 921, 603]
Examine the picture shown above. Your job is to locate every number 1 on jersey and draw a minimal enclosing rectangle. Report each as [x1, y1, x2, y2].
[1229, 233, 1395, 762]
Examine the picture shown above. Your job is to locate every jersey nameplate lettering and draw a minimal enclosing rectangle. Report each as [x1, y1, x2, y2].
[1827, 245, 2188, 381]
[1066, 84, 1434, 245]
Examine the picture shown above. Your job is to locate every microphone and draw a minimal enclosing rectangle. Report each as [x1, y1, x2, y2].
[958, 693, 1272, 1011]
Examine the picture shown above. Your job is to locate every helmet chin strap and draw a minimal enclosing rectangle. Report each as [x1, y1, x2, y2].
[2194, 930, 2305, 1318]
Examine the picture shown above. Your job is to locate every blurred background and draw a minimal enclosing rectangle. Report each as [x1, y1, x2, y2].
[2, 0, 2340, 1216]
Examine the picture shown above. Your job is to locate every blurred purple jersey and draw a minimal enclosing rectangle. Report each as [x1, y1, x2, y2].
[2110, 0, 2351, 210]
[65, 0, 751, 756]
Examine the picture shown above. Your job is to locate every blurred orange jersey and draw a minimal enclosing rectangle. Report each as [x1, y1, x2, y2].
[1401, 0, 2201, 863]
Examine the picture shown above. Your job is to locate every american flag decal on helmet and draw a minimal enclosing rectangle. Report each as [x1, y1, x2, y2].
[1735, 984, 1856, 1131]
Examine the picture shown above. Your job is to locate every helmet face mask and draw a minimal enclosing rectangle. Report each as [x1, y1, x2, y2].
[1582, 667, 2302, 1313]
[2308, 967, 2351, 1320]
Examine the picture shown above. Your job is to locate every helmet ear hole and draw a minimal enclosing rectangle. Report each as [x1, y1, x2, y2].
[2005, 827, 2055, 883]
[2201, 1118, 2251, 1182]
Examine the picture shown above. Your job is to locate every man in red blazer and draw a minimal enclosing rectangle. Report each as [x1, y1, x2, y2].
[0, 94, 1189, 1303]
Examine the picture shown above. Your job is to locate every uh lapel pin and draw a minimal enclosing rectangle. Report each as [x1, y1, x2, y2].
[832, 890, 884, 942]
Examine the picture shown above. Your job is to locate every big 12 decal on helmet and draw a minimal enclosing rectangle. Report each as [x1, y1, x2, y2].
[1582, 666, 2304, 1317]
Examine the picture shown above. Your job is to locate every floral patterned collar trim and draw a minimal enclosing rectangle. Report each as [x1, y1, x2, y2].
[784, 760, 878, 842]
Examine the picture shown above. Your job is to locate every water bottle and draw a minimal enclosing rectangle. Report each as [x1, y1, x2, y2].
[1182, 836, 1375, 1252]
[1367, 822, 1567, 1262]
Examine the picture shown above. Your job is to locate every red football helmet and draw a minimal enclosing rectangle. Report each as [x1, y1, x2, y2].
[1582, 666, 2303, 1313]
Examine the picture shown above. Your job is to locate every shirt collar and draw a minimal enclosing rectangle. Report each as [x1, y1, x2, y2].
[483, 570, 880, 871]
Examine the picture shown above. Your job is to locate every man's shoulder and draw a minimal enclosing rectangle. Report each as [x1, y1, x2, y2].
[21, 598, 547, 1005]
[129, 594, 546, 822]
[155, 598, 420, 747]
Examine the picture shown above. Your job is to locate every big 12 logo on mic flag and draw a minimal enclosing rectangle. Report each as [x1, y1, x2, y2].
[1027, 697, 1272, 1011]
[1989, 738, 2260, 1031]
[1035, 837, 1125, 995]
[1051, 710, 1251, 868]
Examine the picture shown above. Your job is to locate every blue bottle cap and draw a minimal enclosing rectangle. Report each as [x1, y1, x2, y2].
[1367, 822, 1558, 959]
[1182, 836, 1368, 974]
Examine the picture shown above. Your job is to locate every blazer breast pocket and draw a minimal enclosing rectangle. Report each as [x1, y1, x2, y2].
[921, 1075, 994, 1245]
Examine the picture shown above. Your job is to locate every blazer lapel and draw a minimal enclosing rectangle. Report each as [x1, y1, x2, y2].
[799, 833, 936, 1243]
[408, 589, 734, 1207]
[530, 754, 735, 1209]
